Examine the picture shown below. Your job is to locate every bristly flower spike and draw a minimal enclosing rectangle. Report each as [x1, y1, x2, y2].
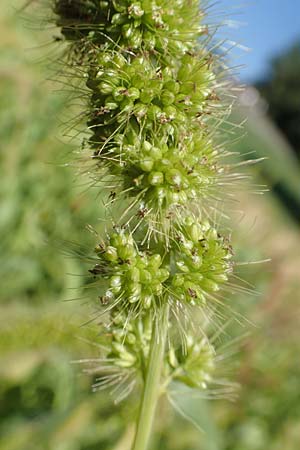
[46, 1, 242, 449]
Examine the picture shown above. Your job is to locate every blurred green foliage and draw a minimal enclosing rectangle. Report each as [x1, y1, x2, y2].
[0, 22, 97, 303]
[1, 2, 300, 450]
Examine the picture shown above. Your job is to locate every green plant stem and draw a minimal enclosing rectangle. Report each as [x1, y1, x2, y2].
[132, 303, 169, 450]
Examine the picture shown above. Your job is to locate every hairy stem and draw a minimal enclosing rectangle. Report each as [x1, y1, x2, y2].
[132, 303, 169, 450]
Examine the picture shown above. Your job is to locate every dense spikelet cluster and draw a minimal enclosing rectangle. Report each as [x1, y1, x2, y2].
[49, 0, 238, 445]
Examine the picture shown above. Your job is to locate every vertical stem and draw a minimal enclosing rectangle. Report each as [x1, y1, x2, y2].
[132, 303, 169, 450]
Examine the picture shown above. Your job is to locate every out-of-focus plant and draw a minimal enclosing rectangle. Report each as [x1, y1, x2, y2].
[256, 42, 300, 160]
[0, 68, 98, 304]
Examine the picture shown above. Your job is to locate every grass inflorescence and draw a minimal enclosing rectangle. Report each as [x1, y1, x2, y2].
[41, 0, 243, 448]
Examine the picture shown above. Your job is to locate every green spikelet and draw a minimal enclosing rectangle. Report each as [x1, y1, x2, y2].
[48, 1, 239, 448]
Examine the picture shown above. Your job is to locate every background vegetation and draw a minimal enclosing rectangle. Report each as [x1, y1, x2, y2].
[1, 2, 300, 449]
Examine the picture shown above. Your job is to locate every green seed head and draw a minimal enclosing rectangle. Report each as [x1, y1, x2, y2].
[51, 0, 240, 413]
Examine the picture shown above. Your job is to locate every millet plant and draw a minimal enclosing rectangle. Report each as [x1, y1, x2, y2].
[41, 1, 242, 449]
